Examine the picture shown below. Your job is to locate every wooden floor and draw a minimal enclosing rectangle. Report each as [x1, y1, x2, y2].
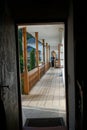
[21, 68, 66, 126]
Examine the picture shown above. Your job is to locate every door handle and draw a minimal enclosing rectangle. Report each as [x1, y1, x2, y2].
[0, 84, 9, 89]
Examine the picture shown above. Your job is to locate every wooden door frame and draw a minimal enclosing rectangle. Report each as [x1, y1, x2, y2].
[15, 21, 69, 130]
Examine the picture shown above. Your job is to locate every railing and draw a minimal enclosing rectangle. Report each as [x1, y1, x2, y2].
[21, 63, 50, 93]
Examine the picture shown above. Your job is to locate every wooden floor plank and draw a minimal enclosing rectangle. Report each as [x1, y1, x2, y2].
[21, 68, 66, 125]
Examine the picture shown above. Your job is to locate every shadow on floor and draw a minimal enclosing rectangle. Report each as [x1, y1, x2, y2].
[24, 117, 65, 127]
[22, 106, 66, 127]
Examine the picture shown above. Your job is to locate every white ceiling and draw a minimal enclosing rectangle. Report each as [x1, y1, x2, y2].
[19, 23, 64, 46]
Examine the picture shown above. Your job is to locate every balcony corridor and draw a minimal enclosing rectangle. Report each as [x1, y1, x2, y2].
[21, 68, 66, 126]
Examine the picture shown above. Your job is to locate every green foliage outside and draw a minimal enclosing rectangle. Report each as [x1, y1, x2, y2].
[18, 28, 24, 94]
[18, 29, 36, 93]
[27, 32, 33, 40]
[30, 49, 35, 70]
[18, 28, 24, 73]
[21, 78, 24, 94]
[27, 62, 30, 71]
[20, 56, 23, 73]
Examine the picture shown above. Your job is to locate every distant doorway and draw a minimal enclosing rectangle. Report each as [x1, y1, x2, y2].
[51, 51, 56, 67]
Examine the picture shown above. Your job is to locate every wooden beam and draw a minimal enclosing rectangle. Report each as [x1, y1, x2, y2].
[22, 27, 29, 94]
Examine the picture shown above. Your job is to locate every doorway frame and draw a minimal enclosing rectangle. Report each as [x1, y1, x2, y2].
[15, 21, 69, 130]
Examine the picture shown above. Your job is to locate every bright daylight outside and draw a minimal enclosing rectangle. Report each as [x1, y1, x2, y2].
[18, 23, 66, 127]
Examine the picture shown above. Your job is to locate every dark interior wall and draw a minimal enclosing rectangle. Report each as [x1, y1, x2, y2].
[8, 0, 69, 23]
[74, 0, 87, 130]
[67, 0, 75, 130]
[74, 0, 87, 81]
[0, 1, 20, 130]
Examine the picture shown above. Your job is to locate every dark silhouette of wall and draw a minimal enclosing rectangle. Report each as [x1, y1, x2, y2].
[74, 0, 87, 130]
[0, 1, 20, 130]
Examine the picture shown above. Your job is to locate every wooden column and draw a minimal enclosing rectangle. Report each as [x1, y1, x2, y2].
[42, 39, 45, 73]
[35, 32, 39, 67]
[22, 27, 29, 94]
[35, 32, 40, 79]
[58, 44, 60, 67]
[42, 39, 45, 64]
[49, 45, 50, 67]
[46, 43, 48, 63]
[46, 43, 49, 70]
[58, 43, 63, 67]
